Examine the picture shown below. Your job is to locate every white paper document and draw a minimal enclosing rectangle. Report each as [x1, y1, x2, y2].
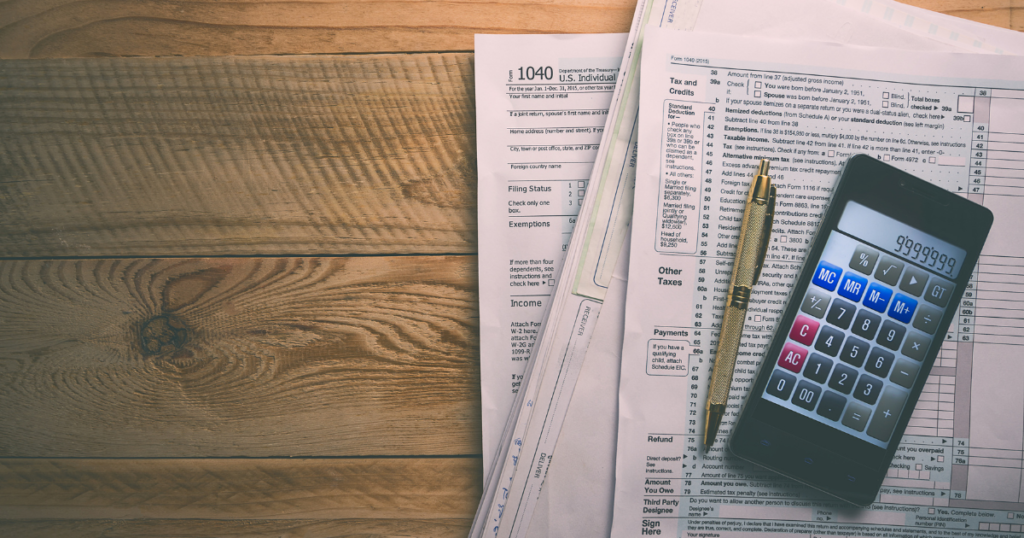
[612, 27, 1024, 537]
[475, 33, 628, 472]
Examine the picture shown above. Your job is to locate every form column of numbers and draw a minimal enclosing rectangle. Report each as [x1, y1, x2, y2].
[968, 88, 991, 197]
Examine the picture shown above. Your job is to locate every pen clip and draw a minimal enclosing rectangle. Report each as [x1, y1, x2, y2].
[752, 184, 776, 285]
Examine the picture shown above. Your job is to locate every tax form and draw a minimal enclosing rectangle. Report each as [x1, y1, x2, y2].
[475, 33, 627, 474]
[612, 27, 1024, 537]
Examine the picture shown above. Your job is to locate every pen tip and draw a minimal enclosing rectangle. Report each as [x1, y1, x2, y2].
[757, 158, 770, 177]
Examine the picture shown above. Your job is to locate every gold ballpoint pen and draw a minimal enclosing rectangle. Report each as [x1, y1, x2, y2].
[703, 159, 776, 451]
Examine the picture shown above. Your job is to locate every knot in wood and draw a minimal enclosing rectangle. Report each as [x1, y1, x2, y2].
[140, 315, 189, 355]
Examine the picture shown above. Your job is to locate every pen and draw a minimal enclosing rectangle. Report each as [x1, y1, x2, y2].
[704, 159, 776, 451]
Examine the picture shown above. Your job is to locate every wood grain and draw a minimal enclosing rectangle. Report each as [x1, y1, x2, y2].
[0, 0, 1018, 59]
[0, 458, 482, 519]
[901, 0, 1021, 31]
[0, 54, 476, 258]
[0, 256, 481, 457]
[0, 519, 472, 538]
[0, 0, 637, 59]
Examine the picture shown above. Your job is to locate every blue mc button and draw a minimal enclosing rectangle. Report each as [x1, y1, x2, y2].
[812, 261, 843, 292]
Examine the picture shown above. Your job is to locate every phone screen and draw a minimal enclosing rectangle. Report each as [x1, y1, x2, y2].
[761, 200, 962, 449]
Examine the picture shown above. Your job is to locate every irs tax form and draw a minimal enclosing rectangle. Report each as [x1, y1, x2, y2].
[612, 27, 1024, 537]
[475, 33, 627, 475]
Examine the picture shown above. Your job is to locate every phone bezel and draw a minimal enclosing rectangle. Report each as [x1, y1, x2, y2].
[730, 154, 993, 504]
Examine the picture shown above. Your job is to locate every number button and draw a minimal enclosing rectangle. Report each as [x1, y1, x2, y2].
[850, 246, 879, 275]
[874, 256, 905, 286]
[852, 309, 882, 340]
[863, 283, 893, 313]
[865, 347, 895, 377]
[767, 369, 798, 400]
[826, 298, 856, 330]
[854, 374, 883, 405]
[815, 326, 845, 357]
[803, 353, 834, 383]
[901, 331, 931, 361]
[839, 336, 869, 367]
[912, 303, 944, 335]
[876, 320, 906, 351]
[925, 278, 954, 308]
[800, 290, 831, 319]
[817, 391, 847, 421]
[899, 266, 930, 297]
[792, 380, 823, 411]
[789, 315, 820, 346]
[778, 343, 809, 373]
[837, 273, 868, 302]
[812, 261, 843, 292]
[828, 363, 859, 395]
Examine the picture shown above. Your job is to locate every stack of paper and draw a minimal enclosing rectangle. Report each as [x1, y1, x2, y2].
[472, 1, 1024, 537]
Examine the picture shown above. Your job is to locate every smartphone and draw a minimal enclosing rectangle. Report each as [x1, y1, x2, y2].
[729, 154, 993, 506]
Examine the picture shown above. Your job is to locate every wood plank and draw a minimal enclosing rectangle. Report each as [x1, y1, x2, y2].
[0, 54, 476, 258]
[0, 0, 1018, 59]
[0, 458, 482, 520]
[0, 256, 481, 457]
[0, 0, 637, 59]
[0, 519, 471, 538]
[900, 0, 1022, 32]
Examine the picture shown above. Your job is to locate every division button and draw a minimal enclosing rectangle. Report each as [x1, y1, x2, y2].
[867, 386, 910, 442]
[874, 256, 905, 286]
[842, 401, 872, 432]
[913, 303, 944, 335]
[890, 358, 920, 389]
[901, 331, 931, 361]
[850, 246, 879, 275]
[900, 265, 930, 297]
[801, 290, 831, 319]
[924, 278, 954, 308]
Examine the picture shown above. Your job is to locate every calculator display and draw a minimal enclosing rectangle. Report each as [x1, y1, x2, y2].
[761, 200, 956, 449]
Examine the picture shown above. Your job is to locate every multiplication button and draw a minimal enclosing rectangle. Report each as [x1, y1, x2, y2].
[902, 332, 931, 361]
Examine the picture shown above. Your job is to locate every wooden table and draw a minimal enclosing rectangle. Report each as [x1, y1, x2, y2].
[0, 1, 1019, 536]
